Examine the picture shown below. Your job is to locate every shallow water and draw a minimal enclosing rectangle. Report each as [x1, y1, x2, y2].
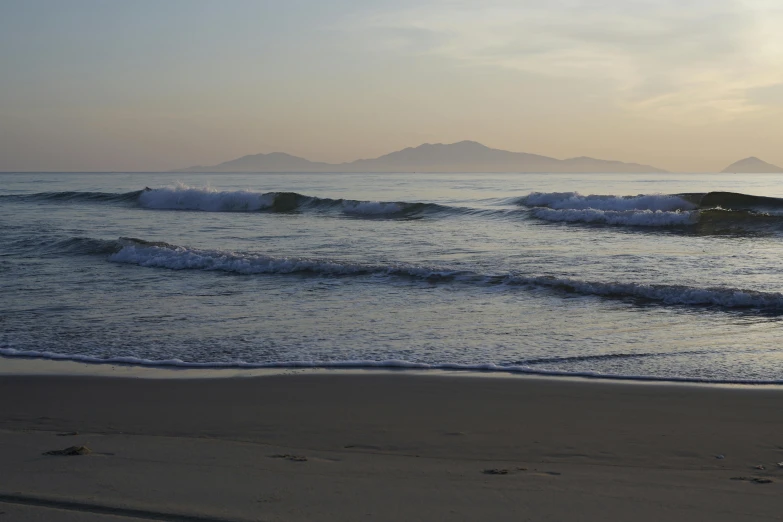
[2, 171, 783, 383]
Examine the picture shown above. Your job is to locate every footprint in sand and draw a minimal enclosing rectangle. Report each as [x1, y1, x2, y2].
[43, 446, 91, 456]
[730, 476, 773, 484]
[483, 467, 560, 476]
[268, 454, 308, 462]
[483, 469, 510, 475]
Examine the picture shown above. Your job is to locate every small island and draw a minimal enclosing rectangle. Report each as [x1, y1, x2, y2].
[721, 157, 783, 173]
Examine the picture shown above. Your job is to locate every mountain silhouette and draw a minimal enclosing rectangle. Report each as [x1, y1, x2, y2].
[174, 141, 667, 173]
[721, 157, 783, 173]
[178, 152, 333, 173]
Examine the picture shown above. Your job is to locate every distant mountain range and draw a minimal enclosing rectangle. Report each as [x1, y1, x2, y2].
[173, 141, 668, 173]
[721, 157, 783, 173]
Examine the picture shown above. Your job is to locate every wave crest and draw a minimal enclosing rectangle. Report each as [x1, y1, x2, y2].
[521, 192, 695, 212]
[109, 243, 463, 280]
[139, 184, 281, 212]
[8, 186, 783, 230]
[0, 190, 143, 203]
[531, 208, 696, 227]
[108, 240, 783, 310]
[139, 184, 443, 217]
[511, 275, 783, 309]
[516, 191, 783, 229]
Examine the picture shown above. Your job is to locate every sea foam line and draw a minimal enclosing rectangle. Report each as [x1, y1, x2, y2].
[2, 347, 782, 384]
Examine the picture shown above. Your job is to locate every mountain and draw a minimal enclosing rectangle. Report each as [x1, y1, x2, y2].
[174, 141, 667, 173]
[345, 141, 559, 173]
[721, 157, 783, 173]
[177, 152, 334, 173]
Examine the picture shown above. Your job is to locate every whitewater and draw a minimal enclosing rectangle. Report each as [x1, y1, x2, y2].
[3, 171, 783, 383]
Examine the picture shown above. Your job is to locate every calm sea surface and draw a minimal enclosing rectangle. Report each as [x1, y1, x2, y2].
[2, 172, 783, 383]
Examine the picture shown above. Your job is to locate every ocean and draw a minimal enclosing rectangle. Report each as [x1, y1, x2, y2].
[2, 171, 783, 383]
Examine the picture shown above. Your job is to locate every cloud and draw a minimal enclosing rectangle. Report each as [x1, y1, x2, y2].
[343, 0, 783, 123]
[747, 82, 783, 106]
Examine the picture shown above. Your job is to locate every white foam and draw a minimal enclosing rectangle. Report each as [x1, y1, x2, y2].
[110, 245, 370, 275]
[523, 192, 695, 212]
[109, 244, 464, 281]
[2, 347, 782, 384]
[532, 208, 697, 227]
[139, 184, 276, 212]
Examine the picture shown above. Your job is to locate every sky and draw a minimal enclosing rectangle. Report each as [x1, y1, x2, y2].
[1, 0, 782, 172]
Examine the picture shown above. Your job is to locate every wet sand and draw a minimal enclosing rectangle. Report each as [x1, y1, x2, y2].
[1, 371, 782, 521]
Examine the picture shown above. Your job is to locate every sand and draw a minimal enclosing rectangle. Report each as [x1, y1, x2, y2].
[1, 370, 782, 521]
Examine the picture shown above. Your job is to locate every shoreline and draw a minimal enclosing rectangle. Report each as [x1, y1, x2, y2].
[3, 354, 783, 388]
[2, 371, 782, 521]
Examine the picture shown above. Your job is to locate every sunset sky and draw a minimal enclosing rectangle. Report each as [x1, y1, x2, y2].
[2, 0, 782, 172]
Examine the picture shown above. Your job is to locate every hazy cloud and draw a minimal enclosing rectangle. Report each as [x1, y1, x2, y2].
[747, 83, 783, 106]
[3, 0, 783, 171]
[347, 0, 783, 122]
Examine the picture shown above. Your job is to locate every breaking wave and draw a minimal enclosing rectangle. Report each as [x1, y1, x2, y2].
[1, 185, 450, 217]
[520, 192, 695, 212]
[140, 185, 281, 211]
[109, 241, 464, 279]
[105, 239, 783, 310]
[138, 184, 447, 217]
[681, 191, 783, 212]
[530, 208, 696, 227]
[7, 186, 783, 229]
[519, 191, 783, 229]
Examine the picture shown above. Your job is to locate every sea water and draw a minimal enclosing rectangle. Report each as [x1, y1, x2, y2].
[2, 171, 783, 383]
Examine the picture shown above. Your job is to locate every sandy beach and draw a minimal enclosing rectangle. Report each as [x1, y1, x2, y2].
[1, 370, 782, 521]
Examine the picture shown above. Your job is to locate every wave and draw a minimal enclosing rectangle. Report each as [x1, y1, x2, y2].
[681, 191, 783, 212]
[531, 208, 696, 227]
[7, 186, 783, 230]
[2, 347, 782, 384]
[0, 190, 144, 203]
[138, 184, 448, 217]
[3, 236, 174, 257]
[18, 233, 783, 311]
[140, 185, 284, 212]
[0, 185, 451, 218]
[511, 275, 783, 309]
[519, 191, 783, 230]
[108, 240, 783, 310]
[520, 192, 695, 212]
[49, 237, 131, 256]
[516, 349, 713, 366]
[109, 242, 464, 279]
[531, 206, 783, 231]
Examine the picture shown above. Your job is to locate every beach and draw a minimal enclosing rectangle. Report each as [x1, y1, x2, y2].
[6, 1, 783, 519]
[1, 370, 782, 521]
